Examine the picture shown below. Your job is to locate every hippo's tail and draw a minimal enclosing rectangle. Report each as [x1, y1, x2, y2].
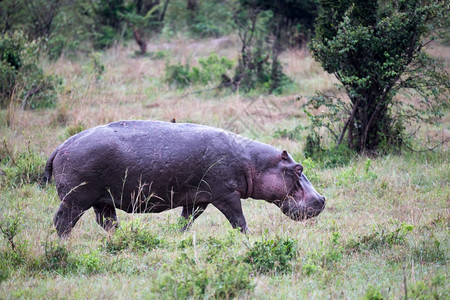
[41, 148, 58, 185]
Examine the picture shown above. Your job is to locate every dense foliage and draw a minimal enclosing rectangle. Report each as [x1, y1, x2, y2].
[234, 0, 317, 93]
[0, 32, 60, 110]
[309, 0, 449, 152]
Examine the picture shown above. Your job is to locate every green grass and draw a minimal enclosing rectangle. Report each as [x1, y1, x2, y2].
[0, 38, 448, 299]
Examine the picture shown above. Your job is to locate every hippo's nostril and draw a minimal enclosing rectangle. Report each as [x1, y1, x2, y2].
[314, 197, 326, 210]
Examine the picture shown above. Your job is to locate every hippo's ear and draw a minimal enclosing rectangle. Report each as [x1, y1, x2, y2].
[281, 150, 289, 161]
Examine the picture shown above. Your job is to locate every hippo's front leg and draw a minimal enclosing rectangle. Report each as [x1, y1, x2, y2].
[212, 191, 248, 233]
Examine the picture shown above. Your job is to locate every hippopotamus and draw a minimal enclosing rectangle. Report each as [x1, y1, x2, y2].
[43, 120, 325, 237]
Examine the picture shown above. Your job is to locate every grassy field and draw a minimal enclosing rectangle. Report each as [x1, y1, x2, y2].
[0, 37, 448, 299]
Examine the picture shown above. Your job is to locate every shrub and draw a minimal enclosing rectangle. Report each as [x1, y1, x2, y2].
[363, 285, 385, 300]
[41, 240, 102, 274]
[273, 125, 305, 141]
[302, 157, 320, 185]
[204, 233, 237, 262]
[190, 53, 234, 85]
[165, 0, 235, 38]
[42, 240, 72, 271]
[83, 52, 105, 82]
[165, 63, 191, 88]
[413, 237, 446, 264]
[65, 124, 84, 138]
[408, 275, 447, 300]
[0, 259, 9, 283]
[0, 31, 61, 109]
[0, 213, 26, 267]
[73, 250, 102, 274]
[302, 262, 320, 276]
[0, 145, 46, 187]
[155, 253, 253, 298]
[102, 219, 162, 254]
[304, 130, 356, 168]
[302, 232, 343, 275]
[346, 223, 413, 253]
[165, 53, 234, 88]
[213, 259, 254, 298]
[244, 236, 296, 274]
[155, 255, 209, 298]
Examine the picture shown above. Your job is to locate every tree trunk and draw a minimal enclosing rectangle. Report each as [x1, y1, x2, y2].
[133, 27, 147, 54]
[270, 17, 282, 92]
[187, 0, 198, 11]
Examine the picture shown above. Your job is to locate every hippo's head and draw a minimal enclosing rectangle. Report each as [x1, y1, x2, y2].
[252, 150, 325, 221]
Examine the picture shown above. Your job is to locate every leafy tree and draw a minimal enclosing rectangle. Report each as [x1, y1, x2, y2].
[25, 0, 65, 39]
[245, 0, 317, 48]
[122, 0, 170, 54]
[0, 1, 27, 34]
[0, 32, 60, 110]
[234, 0, 317, 93]
[82, 0, 127, 49]
[308, 0, 449, 152]
[164, 0, 235, 38]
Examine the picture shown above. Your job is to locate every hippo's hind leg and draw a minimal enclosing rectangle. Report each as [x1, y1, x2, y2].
[93, 202, 118, 231]
[54, 200, 87, 237]
[180, 203, 209, 231]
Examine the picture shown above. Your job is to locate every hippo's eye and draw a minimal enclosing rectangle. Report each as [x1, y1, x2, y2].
[294, 164, 303, 176]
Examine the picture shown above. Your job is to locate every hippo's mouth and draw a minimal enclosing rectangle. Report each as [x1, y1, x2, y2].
[279, 196, 325, 221]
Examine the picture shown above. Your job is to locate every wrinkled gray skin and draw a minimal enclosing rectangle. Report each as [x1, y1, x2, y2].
[44, 120, 325, 237]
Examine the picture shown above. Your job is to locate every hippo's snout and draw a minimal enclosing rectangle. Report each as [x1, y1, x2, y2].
[280, 195, 325, 221]
[312, 196, 326, 210]
[279, 173, 326, 221]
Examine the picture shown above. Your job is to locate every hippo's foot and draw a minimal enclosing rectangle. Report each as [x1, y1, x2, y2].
[53, 201, 86, 238]
[94, 203, 118, 231]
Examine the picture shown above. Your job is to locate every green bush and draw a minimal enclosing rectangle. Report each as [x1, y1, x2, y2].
[148, 50, 169, 60]
[155, 255, 209, 298]
[73, 250, 102, 274]
[0, 214, 26, 267]
[0, 32, 60, 109]
[165, 63, 191, 88]
[42, 240, 72, 271]
[41, 240, 102, 274]
[165, 53, 234, 88]
[83, 52, 105, 82]
[165, 0, 234, 38]
[191, 54, 234, 85]
[0, 259, 9, 283]
[0, 146, 46, 187]
[413, 237, 447, 264]
[65, 124, 85, 138]
[408, 275, 447, 300]
[155, 253, 253, 298]
[244, 236, 296, 274]
[102, 219, 162, 254]
[304, 131, 356, 168]
[346, 223, 413, 253]
[302, 157, 320, 185]
[273, 125, 305, 141]
[302, 232, 343, 275]
[363, 285, 385, 300]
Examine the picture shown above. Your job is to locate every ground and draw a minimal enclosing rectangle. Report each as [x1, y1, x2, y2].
[0, 36, 448, 299]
